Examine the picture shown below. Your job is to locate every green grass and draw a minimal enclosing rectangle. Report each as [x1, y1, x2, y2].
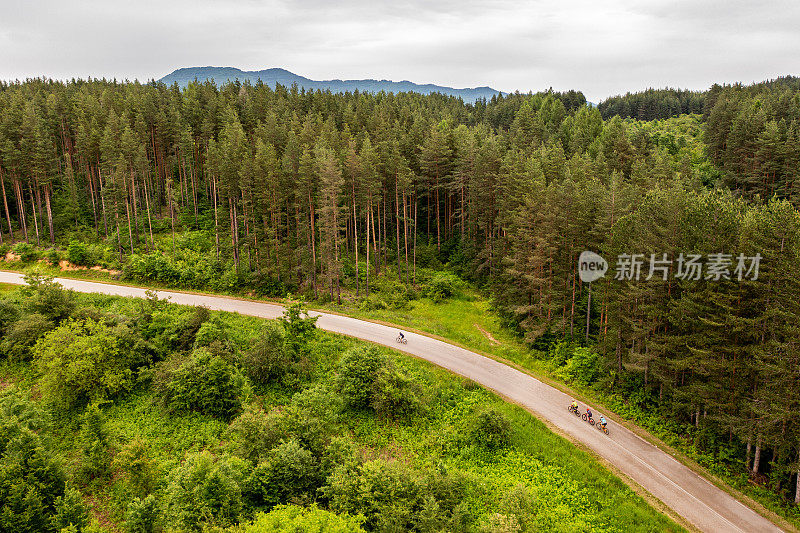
[0, 257, 788, 528]
[319, 290, 799, 532]
[0, 288, 682, 532]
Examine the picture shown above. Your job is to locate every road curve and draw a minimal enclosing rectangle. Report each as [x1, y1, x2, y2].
[0, 271, 782, 533]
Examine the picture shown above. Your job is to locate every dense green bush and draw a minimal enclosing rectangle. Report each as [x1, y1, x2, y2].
[371, 368, 422, 420]
[34, 318, 138, 411]
[0, 298, 19, 336]
[21, 273, 75, 323]
[227, 405, 286, 464]
[167, 349, 249, 420]
[245, 438, 320, 509]
[239, 505, 365, 532]
[12, 242, 37, 262]
[1, 313, 52, 361]
[164, 451, 246, 531]
[0, 388, 46, 456]
[49, 487, 89, 532]
[124, 494, 158, 533]
[557, 346, 600, 386]
[239, 322, 290, 385]
[67, 240, 91, 266]
[470, 407, 512, 449]
[281, 385, 343, 454]
[323, 459, 467, 531]
[336, 346, 388, 410]
[76, 403, 111, 482]
[279, 299, 318, 358]
[112, 440, 158, 500]
[423, 271, 465, 302]
[0, 428, 88, 532]
[45, 248, 61, 266]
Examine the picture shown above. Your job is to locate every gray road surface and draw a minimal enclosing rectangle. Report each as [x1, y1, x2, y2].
[0, 271, 783, 533]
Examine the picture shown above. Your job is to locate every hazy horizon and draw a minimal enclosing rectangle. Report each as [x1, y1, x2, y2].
[1, 0, 799, 102]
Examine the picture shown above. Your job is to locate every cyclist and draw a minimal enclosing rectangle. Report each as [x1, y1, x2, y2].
[570, 399, 578, 411]
[586, 407, 593, 420]
[398, 331, 405, 341]
[599, 415, 607, 429]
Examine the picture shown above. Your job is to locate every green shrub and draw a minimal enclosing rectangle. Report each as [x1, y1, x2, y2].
[50, 487, 89, 532]
[167, 349, 249, 420]
[1, 313, 53, 361]
[240, 505, 365, 532]
[371, 368, 422, 420]
[550, 341, 574, 366]
[12, 242, 37, 262]
[174, 306, 210, 351]
[21, 273, 75, 323]
[67, 240, 91, 266]
[163, 451, 245, 531]
[0, 428, 78, 532]
[282, 385, 343, 454]
[45, 248, 61, 266]
[245, 438, 320, 508]
[337, 346, 388, 410]
[423, 271, 465, 302]
[193, 317, 229, 350]
[34, 318, 136, 411]
[280, 299, 318, 357]
[76, 403, 111, 482]
[470, 407, 512, 449]
[112, 440, 158, 499]
[124, 495, 158, 533]
[557, 346, 600, 386]
[239, 322, 290, 385]
[321, 436, 362, 478]
[0, 387, 47, 456]
[323, 459, 465, 531]
[227, 405, 287, 464]
[0, 298, 20, 336]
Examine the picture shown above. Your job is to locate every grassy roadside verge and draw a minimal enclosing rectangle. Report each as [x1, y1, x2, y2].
[1, 260, 795, 531]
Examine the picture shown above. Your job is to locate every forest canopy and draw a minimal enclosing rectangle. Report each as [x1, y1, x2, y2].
[1, 74, 800, 511]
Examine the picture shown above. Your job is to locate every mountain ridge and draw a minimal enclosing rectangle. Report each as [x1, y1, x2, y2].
[158, 66, 502, 101]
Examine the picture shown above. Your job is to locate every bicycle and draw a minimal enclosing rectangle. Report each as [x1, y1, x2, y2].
[396, 335, 407, 344]
[582, 413, 595, 425]
[597, 422, 609, 435]
[568, 404, 581, 417]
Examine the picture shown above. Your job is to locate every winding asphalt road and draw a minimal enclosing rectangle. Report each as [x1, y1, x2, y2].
[0, 271, 783, 533]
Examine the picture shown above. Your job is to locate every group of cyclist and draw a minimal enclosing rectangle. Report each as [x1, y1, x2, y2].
[570, 399, 607, 432]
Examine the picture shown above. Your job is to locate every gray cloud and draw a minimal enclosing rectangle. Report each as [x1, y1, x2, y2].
[0, 0, 798, 102]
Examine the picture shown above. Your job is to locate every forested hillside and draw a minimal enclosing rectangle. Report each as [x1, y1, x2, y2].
[1, 75, 800, 510]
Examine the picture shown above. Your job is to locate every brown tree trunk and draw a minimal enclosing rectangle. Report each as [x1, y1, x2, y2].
[13, 178, 28, 242]
[0, 167, 13, 242]
[28, 183, 40, 246]
[752, 434, 762, 475]
[44, 184, 54, 245]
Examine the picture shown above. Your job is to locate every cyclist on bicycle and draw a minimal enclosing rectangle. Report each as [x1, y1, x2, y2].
[586, 407, 593, 420]
[599, 415, 607, 429]
[571, 399, 578, 411]
[398, 331, 405, 341]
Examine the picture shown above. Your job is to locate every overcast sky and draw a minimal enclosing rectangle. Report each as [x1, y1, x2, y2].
[1, 0, 798, 102]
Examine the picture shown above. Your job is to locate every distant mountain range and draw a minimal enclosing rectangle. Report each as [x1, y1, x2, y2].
[158, 67, 502, 101]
